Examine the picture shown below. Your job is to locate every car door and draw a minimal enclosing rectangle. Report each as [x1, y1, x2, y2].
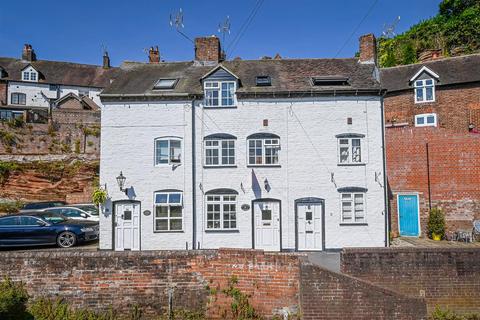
[19, 217, 57, 245]
[0, 216, 22, 246]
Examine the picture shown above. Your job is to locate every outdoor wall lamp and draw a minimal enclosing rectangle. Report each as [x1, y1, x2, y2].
[116, 171, 128, 195]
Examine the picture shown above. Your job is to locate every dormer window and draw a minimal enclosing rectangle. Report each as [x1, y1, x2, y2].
[154, 79, 177, 90]
[256, 76, 271, 86]
[204, 81, 236, 107]
[414, 79, 435, 103]
[21, 66, 39, 82]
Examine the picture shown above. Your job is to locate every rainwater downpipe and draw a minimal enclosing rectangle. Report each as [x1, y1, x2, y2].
[426, 143, 432, 211]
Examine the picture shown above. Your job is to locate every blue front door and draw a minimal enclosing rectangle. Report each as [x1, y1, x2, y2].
[398, 194, 420, 236]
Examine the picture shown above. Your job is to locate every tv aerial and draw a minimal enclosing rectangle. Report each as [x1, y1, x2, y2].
[169, 8, 193, 43]
[382, 16, 401, 38]
[218, 16, 231, 45]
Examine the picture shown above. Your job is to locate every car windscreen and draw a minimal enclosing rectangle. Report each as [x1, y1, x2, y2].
[38, 212, 67, 224]
[78, 206, 99, 215]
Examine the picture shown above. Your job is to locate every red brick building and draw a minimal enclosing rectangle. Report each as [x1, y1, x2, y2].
[381, 54, 480, 237]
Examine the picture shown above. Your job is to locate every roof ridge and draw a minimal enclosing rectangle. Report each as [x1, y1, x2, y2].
[381, 53, 480, 70]
[0, 56, 112, 69]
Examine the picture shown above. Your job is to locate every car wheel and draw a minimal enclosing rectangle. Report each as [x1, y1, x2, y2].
[57, 231, 77, 248]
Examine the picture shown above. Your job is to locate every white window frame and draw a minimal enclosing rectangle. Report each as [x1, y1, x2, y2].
[22, 71, 30, 81]
[415, 113, 437, 127]
[154, 192, 183, 232]
[337, 137, 363, 164]
[414, 78, 435, 103]
[340, 192, 366, 223]
[247, 138, 280, 166]
[204, 139, 235, 167]
[154, 138, 182, 166]
[30, 72, 37, 81]
[11, 92, 26, 105]
[22, 68, 38, 82]
[206, 194, 237, 230]
[204, 81, 236, 107]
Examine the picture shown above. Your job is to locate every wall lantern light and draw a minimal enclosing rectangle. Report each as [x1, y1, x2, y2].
[116, 171, 128, 195]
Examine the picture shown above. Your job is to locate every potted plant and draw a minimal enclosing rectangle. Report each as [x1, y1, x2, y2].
[427, 207, 445, 241]
[92, 187, 108, 207]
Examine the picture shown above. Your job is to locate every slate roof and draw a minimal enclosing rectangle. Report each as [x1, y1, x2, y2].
[380, 54, 480, 92]
[101, 58, 381, 99]
[0, 57, 122, 88]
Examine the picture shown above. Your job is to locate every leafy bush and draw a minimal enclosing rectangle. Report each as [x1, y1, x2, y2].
[427, 208, 446, 239]
[431, 307, 480, 320]
[28, 298, 117, 320]
[0, 201, 24, 215]
[0, 277, 29, 320]
[0, 161, 20, 185]
[92, 188, 108, 206]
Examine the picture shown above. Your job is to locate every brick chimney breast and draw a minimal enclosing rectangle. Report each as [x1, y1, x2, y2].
[195, 36, 222, 63]
[22, 44, 36, 62]
[149, 46, 160, 64]
[358, 34, 377, 64]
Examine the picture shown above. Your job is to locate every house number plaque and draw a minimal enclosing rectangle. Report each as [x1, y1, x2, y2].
[143, 210, 151, 216]
[241, 204, 250, 211]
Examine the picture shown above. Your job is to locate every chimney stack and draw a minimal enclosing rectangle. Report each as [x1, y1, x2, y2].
[22, 44, 36, 62]
[358, 34, 377, 64]
[148, 46, 160, 64]
[103, 51, 111, 69]
[194, 36, 222, 63]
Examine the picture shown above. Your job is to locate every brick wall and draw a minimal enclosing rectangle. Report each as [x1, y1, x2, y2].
[386, 126, 480, 236]
[384, 83, 480, 132]
[341, 248, 480, 315]
[300, 262, 426, 320]
[0, 249, 301, 319]
[195, 36, 221, 62]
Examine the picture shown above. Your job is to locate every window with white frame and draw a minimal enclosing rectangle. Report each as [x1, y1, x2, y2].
[205, 138, 235, 166]
[154, 191, 183, 231]
[248, 135, 280, 165]
[204, 81, 236, 107]
[11, 93, 26, 105]
[155, 138, 181, 165]
[22, 71, 30, 81]
[338, 136, 362, 164]
[341, 192, 365, 223]
[414, 79, 435, 103]
[22, 69, 38, 82]
[206, 193, 237, 229]
[415, 113, 437, 127]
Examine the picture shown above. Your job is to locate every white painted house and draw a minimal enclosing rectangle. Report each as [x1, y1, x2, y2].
[0, 44, 120, 122]
[99, 35, 388, 252]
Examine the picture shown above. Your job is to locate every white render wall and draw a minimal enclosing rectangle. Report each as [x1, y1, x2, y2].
[7, 81, 102, 107]
[99, 96, 386, 251]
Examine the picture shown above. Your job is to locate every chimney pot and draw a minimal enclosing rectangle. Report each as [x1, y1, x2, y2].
[149, 46, 160, 64]
[194, 36, 222, 63]
[22, 44, 36, 62]
[358, 34, 377, 64]
[103, 51, 111, 69]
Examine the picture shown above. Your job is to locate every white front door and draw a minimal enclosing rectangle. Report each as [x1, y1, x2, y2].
[114, 202, 140, 251]
[297, 202, 323, 251]
[254, 200, 280, 251]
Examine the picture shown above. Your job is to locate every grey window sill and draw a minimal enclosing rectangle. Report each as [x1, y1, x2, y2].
[339, 223, 368, 226]
[247, 165, 281, 168]
[205, 229, 240, 233]
[153, 230, 185, 233]
[203, 106, 237, 109]
[337, 163, 366, 167]
[203, 165, 237, 169]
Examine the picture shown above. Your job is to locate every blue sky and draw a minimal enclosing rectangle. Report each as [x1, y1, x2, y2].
[0, 0, 441, 66]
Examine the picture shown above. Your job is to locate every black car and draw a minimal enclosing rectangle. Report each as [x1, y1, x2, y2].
[0, 212, 99, 248]
[21, 201, 66, 211]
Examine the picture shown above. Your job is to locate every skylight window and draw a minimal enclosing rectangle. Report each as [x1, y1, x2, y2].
[255, 76, 271, 86]
[153, 79, 177, 90]
[311, 76, 349, 86]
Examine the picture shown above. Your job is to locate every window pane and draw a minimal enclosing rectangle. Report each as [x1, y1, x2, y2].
[340, 147, 349, 163]
[426, 115, 435, 124]
[416, 116, 425, 125]
[425, 79, 433, 86]
[170, 219, 182, 230]
[155, 219, 168, 231]
[156, 140, 169, 164]
[262, 209, 272, 221]
[416, 88, 424, 101]
[168, 193, 182, 204]
[170, 206, 182, 217]
[155, 193, 168, 204]
[155, 206, 168, 217]
[425, 87, 434, 101]
[352, 139, 361, 163]
[0, 217, 20, 226]
[170, 140, 181, 163]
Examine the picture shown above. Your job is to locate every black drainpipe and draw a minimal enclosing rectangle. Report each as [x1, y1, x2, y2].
[426, 143, 432, 211]
[191, 99, 196, 250]
[380, 94, 389, 247]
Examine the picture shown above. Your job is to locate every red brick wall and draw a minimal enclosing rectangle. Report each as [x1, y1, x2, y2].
[300, 262, 426, 320]
[195, 37, 221, 62]
[341, 248, 480, 315]
[0, 249, 301, 319]
[384, 83, 480, 132]
[386, 126, 480, 236]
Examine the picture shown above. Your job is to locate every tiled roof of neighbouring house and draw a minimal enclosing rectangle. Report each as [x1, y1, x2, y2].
[100, 58, 382, 99]
[380, 53, 480, 92]
[0, 57, 123, 88]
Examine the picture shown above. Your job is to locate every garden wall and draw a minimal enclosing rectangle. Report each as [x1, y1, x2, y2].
[341, 247, 480, 315]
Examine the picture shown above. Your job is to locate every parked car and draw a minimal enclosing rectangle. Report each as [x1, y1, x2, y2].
[21, 201, 66, 211]
[40, 207, 98, 222]
[69, 203, 99, 217]
[0, 212, 99, 248]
